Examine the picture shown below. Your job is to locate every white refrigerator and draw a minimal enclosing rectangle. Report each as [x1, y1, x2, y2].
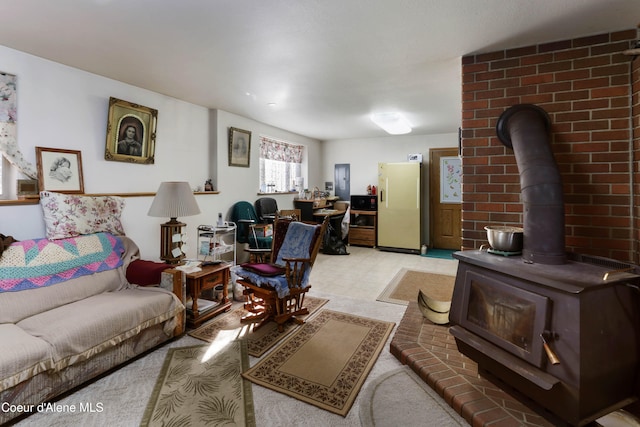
[377, 162, 422, 253]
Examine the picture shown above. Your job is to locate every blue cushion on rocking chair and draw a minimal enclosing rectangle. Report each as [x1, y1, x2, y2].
[233, 221, 320, 298]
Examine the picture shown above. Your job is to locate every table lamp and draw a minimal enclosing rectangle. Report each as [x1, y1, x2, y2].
[148, 181, 201, 264]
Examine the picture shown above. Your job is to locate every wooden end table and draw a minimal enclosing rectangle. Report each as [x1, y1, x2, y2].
[184, 263, 232, 328]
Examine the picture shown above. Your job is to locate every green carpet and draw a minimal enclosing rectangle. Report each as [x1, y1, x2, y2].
[421, 248, 456, 259]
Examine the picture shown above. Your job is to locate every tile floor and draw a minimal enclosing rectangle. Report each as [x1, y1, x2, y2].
[310, 245, 458, 300]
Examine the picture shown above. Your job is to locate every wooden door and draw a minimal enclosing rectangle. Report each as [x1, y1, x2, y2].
[429, 148, 461, 250]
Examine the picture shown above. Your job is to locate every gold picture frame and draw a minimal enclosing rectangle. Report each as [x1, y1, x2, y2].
[36, 147, 84, 194]
[228, 127, 251, 167]
[104, 97, 157, 164]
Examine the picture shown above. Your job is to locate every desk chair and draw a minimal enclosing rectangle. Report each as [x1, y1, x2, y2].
[233, 216, 328, 332]
[255, 197, 278, 223]
[230, 201, 273, 261]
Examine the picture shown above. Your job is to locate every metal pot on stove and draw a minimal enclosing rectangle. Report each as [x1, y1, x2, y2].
[484, 226, 523, 252]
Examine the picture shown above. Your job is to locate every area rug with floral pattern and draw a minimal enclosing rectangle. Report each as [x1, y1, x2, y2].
[242, 309, 395, 417]
[188, 296, 328, 357]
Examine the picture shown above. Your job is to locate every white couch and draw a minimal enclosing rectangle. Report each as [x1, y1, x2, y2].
[0, 233, 184, 424]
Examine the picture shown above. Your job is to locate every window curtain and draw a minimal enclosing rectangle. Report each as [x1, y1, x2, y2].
[260, 136, 303, 163]
[259, 136, 302, 193]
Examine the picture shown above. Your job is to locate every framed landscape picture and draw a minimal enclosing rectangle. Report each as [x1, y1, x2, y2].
[228, 127, 251, 167]
[104, 97, 157, 164]
[36, 147, 84, 194]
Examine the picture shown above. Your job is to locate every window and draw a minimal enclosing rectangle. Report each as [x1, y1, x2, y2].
[0, 158, 17, 200]
[259, 136, 303, 193]
[0, 155, 16, 200]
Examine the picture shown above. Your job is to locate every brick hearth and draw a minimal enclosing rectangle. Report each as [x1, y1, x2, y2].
[390, 302, 554, 427]
[391, 302, 640, 426]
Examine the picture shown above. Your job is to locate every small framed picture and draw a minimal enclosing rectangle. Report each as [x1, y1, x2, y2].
[36, 147, 84, 194]
[104, 97, 157, 164]
[17, 179, 39, 199]
[228, 127, 251, 167]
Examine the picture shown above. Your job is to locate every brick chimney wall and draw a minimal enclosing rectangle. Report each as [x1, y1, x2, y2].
[634, 50, 640, 261]
[461, 29, 640, 262]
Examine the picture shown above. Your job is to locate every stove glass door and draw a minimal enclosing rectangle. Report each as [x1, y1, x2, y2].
[460, 270, 550, 367]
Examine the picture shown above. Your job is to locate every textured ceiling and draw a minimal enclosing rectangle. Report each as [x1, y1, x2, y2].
[0, 0, 638, 140]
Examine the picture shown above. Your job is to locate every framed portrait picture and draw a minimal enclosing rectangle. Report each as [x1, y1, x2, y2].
[36, 147, 84, 194]
[104, 97, 157, 164]
[228, 127, 251, 167]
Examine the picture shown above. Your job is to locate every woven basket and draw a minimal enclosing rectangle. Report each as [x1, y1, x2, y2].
[312, 199, 327, 208]
[311, 186, 326, 208]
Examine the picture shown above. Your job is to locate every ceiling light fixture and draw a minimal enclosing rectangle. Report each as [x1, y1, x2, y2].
[370, 112, 412, 135]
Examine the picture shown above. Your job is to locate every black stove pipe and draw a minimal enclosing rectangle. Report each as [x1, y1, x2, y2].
[496, 104, 566, 265]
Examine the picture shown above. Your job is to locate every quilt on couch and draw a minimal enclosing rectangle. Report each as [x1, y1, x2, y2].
[0, 232, 124, 292]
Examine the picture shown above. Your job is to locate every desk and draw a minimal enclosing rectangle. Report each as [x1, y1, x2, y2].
[293, 199, 322, 222]
[184, 263, 232, 327]
[349, 209, 377, 247]
[312, 209, 346, 220]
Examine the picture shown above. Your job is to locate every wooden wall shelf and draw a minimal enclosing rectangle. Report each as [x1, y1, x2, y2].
[0, 191, 220, 206]
[256, 191, 297, 196]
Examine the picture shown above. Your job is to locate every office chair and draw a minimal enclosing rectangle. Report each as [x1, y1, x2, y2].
[255, 197, 278, 223]
[229, 201, 273, 253]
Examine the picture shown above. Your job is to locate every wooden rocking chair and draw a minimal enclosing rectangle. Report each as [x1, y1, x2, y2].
[233, 216, 328, 332]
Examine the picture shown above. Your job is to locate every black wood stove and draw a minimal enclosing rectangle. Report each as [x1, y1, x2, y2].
[449, 104, 640, 426]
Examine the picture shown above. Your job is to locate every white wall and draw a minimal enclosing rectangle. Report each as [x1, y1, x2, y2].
[0, 45, 209, 257]
[1, 43, 458, 259]
[321, 133, 459, 244]
[211, 109, 322, 219]
[0, 45, 322, 260]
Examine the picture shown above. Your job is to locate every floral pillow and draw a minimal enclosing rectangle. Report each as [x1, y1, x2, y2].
[40, 191, 126, 240]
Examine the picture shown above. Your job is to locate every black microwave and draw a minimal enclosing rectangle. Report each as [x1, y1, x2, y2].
[350, 195, 377, 211]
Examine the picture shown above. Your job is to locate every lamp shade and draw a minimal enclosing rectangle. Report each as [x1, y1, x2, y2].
[148, 181, 201, 219]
